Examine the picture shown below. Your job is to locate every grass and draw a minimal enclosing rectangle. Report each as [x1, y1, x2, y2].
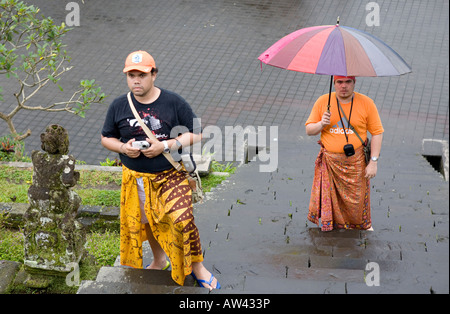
[84, 230, 120, 266]
[0, 227, 24, 262]
[0, 162, 234, 205]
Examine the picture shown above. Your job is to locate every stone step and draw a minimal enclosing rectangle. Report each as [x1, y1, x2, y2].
[0, 260, 22, 294]
[77, 280, 208, 294]
[95, 266, 190, 285]
[77, 266, 205, 294]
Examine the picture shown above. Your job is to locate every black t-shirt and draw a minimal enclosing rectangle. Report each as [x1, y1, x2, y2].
[101, 89, 201, 173]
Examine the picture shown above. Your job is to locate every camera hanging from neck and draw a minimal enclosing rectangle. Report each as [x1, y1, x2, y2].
[336, 95, 355, 157]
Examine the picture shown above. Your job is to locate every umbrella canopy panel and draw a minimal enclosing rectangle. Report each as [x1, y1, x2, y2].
[259, 25, 412, 77]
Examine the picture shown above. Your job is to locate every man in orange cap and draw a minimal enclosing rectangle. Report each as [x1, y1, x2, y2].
[305, 75, 384, 231]
[101, 51, 220, 290]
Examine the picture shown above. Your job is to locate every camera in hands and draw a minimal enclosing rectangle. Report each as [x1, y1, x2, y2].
[132, 140, 150, 150]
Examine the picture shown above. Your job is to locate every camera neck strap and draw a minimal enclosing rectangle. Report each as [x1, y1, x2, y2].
[336, 95, 367, 146]
[336, 95, 354, 143]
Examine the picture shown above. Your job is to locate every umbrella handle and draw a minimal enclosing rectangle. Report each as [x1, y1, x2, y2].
[327, 75, 333, 112]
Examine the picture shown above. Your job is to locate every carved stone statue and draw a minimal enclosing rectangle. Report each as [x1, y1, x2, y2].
[23, 124, 85, 279]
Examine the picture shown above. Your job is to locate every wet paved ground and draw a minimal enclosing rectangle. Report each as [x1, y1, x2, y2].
[192, 135, 448, 294]
[0, 0, 448, 294]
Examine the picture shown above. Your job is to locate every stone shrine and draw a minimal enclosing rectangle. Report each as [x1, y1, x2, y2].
[23, 124, 85, 279]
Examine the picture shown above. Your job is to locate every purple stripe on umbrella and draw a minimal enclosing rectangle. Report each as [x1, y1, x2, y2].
[316, 27, 347, 76]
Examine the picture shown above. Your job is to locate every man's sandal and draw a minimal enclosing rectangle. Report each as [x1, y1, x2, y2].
[191, 272, 221, 290]
[145, 260, 171, 271]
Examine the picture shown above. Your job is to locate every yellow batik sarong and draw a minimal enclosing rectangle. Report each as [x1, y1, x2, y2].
[120, 165, 203, 285]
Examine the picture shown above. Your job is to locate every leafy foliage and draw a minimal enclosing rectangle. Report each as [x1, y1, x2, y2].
[0, 0, 105, 140]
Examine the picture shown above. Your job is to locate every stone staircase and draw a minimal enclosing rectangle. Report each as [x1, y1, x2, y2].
[77, 135, 449, 294]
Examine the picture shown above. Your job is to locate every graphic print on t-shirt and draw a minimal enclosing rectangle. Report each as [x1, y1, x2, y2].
[329, 118, 355, 135]
[127, 107, 169, 140]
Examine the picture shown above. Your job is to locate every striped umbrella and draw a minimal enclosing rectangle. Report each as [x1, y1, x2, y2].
[258, 21, 412, 77]
[258, 19, 411, 110]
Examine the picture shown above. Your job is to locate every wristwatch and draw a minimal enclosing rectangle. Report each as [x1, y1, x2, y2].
[162, 140, 170, 153]
[371, 156, 379, 162]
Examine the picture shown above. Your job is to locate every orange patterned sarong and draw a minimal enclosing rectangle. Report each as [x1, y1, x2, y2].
[307, 142, 371, 231]
[120, 165, 203, 285]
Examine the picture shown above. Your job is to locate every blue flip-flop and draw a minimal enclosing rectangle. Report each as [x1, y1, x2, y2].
[192, 272, 221, 290]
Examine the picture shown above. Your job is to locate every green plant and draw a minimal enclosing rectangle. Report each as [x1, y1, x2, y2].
[0, 134, 27, 161]
[201, 174, 226, 192]
[99, 157, 122, 167]
[0, 0, 105, 141]
[210, 160, 237, 174]
[1, 135, 14, 152]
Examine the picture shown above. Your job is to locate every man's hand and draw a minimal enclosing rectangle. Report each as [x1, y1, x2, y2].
[141, 137, 164, 158]
[121, 138, 141, 158]
[321, 111, 331, 127]
[306, 111, 331, 136]
[365, 161, 377, 180]
[365, 133, 382, 180]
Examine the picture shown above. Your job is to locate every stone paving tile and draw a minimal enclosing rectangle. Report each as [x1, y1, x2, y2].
[0, 0, 448, 164]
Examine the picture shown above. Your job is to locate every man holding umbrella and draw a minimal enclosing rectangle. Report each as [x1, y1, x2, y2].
[258, 21, 410, 232]
[305, 75, 384, 231]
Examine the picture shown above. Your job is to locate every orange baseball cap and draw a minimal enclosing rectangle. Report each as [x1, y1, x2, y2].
[123, 51, 156, 73]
